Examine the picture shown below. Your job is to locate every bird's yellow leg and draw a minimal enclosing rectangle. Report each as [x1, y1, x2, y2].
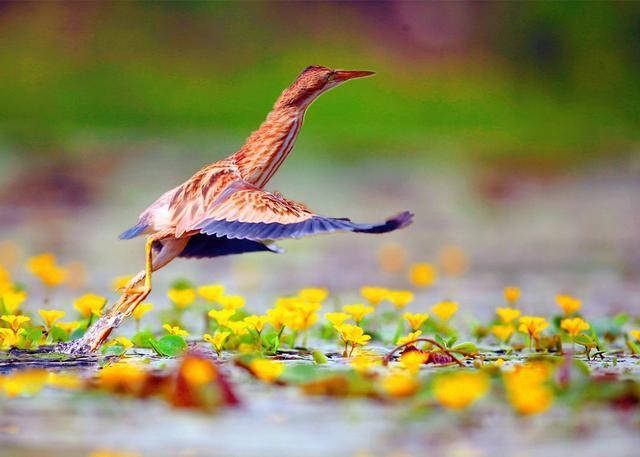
[122, 236, 154, 295]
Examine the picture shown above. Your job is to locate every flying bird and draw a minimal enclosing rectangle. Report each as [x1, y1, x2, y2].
[63, 65, 413, 353]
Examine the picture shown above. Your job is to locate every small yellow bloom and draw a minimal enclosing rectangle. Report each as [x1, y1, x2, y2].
[433, 371, 489, 409]
[244, 315, 269, 333]
[218, 295, 245, 310]
[180, 356, 218, 386]
[387, 290, 414, 309]
[381, 372, 419, 397]
[360, 286, 389, 306]
[396, 330, 422, 347]
[203, 331, 230, 353]
[1, 314, 31, 333]
[106, 336, 133, 350]
[266, 307, 289, 331]
[518, 316, 549, 339]
[0, 328, 18, 347]
[250, 359, 284, 383]
[208, 308, 236, 327]
[1, 369, 48, 397]
[298, 287, 328, 303]
[430, 301, 458, 321]
[162, 324, 189, 337]
[73, 293, 106, 318]
[503, 287, 521, 304]
[197, 284, 225, 302]
[99, 361, 146, 393]
[491, 324, 515, 342]
[342, 303, 374, 324]
[496, 307, 521, 324]
[336, 324, 371, 347]
[494, 358, 505, 367]
[132, 303, 154, 321]
[503, 362, 554, 415]
[56, 321, 80, 334]
[38, 309, 65, 329]
[399, 350, 428, 374]
[167, 288, 196, 309]
[1, 289, 27, 314]
[324, 312, 351, 327]
[403, 312, 429, 331]
[226, 320, 250, 336]
[560, 317, 590, 337]
[27, 253, 67, 287]
[111, 275, 133, 291]
[408, 263, 437, 288]
[556, 295, 581, 315]
[350, 352, 378, 373]
[630, 330, 640, 342]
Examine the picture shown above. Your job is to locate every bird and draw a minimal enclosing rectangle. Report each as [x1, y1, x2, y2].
[62, 65, 413, 353]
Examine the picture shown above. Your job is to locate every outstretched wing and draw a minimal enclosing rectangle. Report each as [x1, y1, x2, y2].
[190, 181, 413, 241]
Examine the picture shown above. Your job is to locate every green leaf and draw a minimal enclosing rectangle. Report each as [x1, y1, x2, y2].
[132, 329, 155, 348]
[312, 350, 328, 365]
[101, 344, 126, 357]
[612, 313, 629, 327]
[452, 342, 478, 355]
[435, 334, 447, 348]
[69, 327, 85, 341]
[574, 334, 595, 347]
[24, 327, 43, 344]
[279, 364, 326, 384]
[150, 335, 187, 357]
[49, 326, 68, 342]
[170, 278, 195, 290]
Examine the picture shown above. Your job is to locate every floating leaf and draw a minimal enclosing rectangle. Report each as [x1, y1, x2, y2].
[150, 335, 187, 357]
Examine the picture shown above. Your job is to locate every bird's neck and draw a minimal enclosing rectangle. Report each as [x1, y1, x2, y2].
[231, 104, 305, 188]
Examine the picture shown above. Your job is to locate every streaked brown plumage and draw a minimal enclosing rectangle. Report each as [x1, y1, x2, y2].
[61, 65, 412, 353]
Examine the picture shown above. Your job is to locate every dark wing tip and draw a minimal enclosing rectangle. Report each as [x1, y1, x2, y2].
[118, 223, 148, 240]
[389, 211, 414, 230]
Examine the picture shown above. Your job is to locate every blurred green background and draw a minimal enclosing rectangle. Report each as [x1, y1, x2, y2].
[1, 1, 639, 166]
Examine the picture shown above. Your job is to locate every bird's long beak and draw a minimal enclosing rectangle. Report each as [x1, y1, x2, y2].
[332, 70, 375, 82]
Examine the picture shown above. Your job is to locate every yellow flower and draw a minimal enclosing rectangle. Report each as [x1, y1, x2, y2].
[399, 350, 429, 374]
[491, 324, 515, 342]
[250, 359, 284, 383]
[167, 288, 196, 309]
[73, 293, 106, 318]
[226, 320, 250, 336]
[1, 289, 27, 314]
[162, 324, 189, 337]
[433, 371, 489, 410]
[284, 305, 319, 331]
[266, 307, 290, 331]
[218, 295, 245, 310]
[360, 286, 389, 306]
[556, 295, 581, 315]
[47, 372, 83, 390]
[403, 312, 429, 331]
[350, 352, 378, 373]
[324, 312, 351, 327]
[1, 314, 31, 333]
[503, 287, 521, 304]
[27, 253, 66, 287]
[342, 303, 374, 324]
[203, 331, 230, 353]
[132, 303, 154, 321]
[518, 316, 549, 339]
[409, 263, 437, 288]
[1, 369, 48, 397]
[630, 330, 640, 342]
[180, 356, 218, 386]
[430, 301, 458, 321]
[496, 307, 521, 324]
[560, 317, 590, 337]
[381, 372, 419, 397]
[99, 361, 146, 393]
[56, 321, 80, 334]
[197, 284, 225, 302]
[494, 358, 505, 367]
[111, 275, 133, 291]
[0, 328, 18, 347]
[503, 362, 554, 415]
[336, 324, 371, 347]
[38, 309, 65, 329]
[208, 308, 236, 327]
[106, 336, 133, 350]
[244, 315, 269, 333]
[387, 290, 414, 309]
[396, 330, 422, 347]
[298, 287, 328, 303]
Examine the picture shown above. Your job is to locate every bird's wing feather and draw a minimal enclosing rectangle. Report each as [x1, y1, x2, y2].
[189, 180, 413, 241]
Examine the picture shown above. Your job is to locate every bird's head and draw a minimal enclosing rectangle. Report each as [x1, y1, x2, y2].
[278, 65, 375, 108]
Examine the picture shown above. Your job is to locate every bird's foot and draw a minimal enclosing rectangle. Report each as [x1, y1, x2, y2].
[118, 285, 148, 296]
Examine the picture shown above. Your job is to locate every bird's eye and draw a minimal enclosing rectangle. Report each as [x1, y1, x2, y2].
[326, 73, 336, 82]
